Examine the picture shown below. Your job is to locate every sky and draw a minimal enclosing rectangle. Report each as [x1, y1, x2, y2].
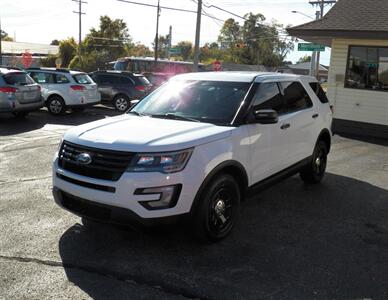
[1, 0, 333, 65]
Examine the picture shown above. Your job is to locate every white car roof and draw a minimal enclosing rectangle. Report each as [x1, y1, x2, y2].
[171, 71, 317, 83]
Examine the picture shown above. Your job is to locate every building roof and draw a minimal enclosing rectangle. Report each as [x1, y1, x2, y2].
[1, 41, 59, 55]
[287, 0, 388, 46]
[287, 62, 328, 72]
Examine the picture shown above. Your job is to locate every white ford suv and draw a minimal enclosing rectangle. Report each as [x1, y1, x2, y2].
[52, 72, 333, 242]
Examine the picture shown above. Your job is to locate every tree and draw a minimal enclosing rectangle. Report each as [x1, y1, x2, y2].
[128, 43, 153, 57]
[176, 41, 193, 61]
[297, 55, 312, 64]
[82, 15, 132, 65]
[59, 38, 77, 67]
[218, 18, 241, 62]
[1, 30, 13, 41]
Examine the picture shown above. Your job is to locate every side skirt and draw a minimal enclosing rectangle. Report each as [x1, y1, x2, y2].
[247, 156, 312, 196]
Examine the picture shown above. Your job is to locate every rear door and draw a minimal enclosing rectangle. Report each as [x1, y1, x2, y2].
[278, 81, 316, 166]
[4, 72, 41, 104]
[92, 74, 114, 101]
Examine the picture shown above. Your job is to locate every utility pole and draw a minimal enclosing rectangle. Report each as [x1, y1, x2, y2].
[154, 0, 161, 62]
[0, 16, 2, 66]
[72, 0, 87, 62]
[309, 0, 336, 78]
[193, 0, 202, 72]
[309, 10, 320, 76]
[167, 25, 172, 59]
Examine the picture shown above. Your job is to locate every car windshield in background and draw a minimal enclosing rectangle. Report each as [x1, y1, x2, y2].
[3, 72, 35, 86]
[130, 80, 250, 125]
[73, 74, 93, 84]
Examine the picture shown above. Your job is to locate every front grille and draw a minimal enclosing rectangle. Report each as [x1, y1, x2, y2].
[58, 141, 134, 181]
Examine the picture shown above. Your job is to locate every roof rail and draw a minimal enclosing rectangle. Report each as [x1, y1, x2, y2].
[26, 67, 70, 73]
[0, 66, 22, 71]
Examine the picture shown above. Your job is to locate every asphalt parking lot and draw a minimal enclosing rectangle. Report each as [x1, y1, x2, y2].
[1, 106, 388, 300]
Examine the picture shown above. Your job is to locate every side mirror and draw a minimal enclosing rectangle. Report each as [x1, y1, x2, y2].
[253, 109, 279, 124]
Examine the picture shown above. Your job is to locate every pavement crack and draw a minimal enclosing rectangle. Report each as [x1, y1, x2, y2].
[0, 176, 51, 185]
[0, 255, 206, 300]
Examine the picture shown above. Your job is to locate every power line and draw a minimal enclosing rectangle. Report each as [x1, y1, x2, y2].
[116, 0, 224, 22]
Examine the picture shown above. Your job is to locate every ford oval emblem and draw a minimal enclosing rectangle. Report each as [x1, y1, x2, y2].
[75, 153, 92, 165]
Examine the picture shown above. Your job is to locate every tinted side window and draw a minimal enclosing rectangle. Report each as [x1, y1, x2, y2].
[96, 75, 113, 84]
[280, 81, 313, 113]
[251, 82, 283, 113]
[309, 82, 329, 103]
[118, 76, 133, 85]
[29, 72, 54, 84]
[55, 74, 70, 84]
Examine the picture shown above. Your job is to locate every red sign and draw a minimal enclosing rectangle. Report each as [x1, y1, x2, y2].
[213, 60, 222, 72]
[21, 51, 33, 68]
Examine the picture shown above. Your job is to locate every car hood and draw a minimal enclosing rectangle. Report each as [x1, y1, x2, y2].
[64, 114, 233, 152]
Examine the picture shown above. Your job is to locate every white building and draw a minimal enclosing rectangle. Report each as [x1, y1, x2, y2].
[288, 0, 388, 139]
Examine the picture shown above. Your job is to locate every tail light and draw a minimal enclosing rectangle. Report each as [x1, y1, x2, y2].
[0, 87, 18, 94]
[70, 85, 86, 91]
[37, 85, 41, 91]
[135, 85, 145, 92]
[330, 105, 334, 114]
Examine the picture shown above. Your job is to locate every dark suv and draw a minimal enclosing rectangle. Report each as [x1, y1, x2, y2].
[89, 71, 152, 112]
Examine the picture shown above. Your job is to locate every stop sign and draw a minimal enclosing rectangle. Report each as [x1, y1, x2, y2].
[213, 60, 222, 72]
[21, 51, 33, 68]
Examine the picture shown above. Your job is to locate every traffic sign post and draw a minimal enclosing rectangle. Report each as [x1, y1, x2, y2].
[213, 60, 222, 72]
[21, 51, 33, 68]
[298, 43, 325, 52]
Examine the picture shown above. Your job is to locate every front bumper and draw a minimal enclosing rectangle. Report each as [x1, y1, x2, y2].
[52, 156, 204, 220]
[53, 187, 187, 226]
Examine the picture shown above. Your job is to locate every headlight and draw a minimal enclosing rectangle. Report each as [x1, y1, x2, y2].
[126, 148, 193, 173]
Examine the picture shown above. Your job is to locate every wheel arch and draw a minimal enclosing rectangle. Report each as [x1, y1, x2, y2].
[190, 160, 249, 215]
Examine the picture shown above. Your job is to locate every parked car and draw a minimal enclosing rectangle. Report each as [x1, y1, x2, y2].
[0, 66, 43, 118]
[52, 72, 333, 242]
[27, 68, 100, 115]
[89, 70, 152, 112]
[142, 72, 172, 87]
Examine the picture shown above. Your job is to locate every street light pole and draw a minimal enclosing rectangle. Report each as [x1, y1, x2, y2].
[193, 0, 202, 72]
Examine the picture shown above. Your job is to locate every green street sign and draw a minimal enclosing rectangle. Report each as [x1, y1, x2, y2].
[298, 43, 325, 52]
[169, 47, 181, 55]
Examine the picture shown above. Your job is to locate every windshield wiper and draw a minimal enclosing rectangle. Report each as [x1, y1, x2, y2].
[151, 113, 200, 123]
[128, 111, 147, 117]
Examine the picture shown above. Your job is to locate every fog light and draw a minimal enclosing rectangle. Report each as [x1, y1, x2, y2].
[135, 184, 182, 210]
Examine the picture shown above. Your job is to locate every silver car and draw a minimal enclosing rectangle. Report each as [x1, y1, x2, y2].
[0, 67, 43, 117]
[28, 68, 101, 115]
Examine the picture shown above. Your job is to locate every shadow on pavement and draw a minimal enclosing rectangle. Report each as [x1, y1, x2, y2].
[58, 173, 388, 299]
[0, 105, 121, 136]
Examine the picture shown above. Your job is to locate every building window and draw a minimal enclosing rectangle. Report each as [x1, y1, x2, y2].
[345, 46, 388, 92]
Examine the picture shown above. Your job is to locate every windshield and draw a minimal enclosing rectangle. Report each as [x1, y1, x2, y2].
[130, 80, 250, 125]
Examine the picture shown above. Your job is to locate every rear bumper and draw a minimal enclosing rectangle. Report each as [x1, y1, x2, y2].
[0, 98, 44, 113]
[53, 187, 187, 227]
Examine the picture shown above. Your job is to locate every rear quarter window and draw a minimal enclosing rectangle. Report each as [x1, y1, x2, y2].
[73, 74, 93, 84]
[309, 82, 329, 103]
[4, 72, 35, 85]
[133, 75, 151, 86]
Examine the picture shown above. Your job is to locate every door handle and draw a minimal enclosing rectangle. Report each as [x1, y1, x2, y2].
[280, 123, 290, 130]
[312, 113, 319, 119]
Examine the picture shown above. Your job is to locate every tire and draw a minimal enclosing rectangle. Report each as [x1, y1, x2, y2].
[113, 95, 130, 112]
[300, 140, 328, 184]
[47, 96, 65, 115]
[192, 174, 241, 242]
[12, 111, 29, 118]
